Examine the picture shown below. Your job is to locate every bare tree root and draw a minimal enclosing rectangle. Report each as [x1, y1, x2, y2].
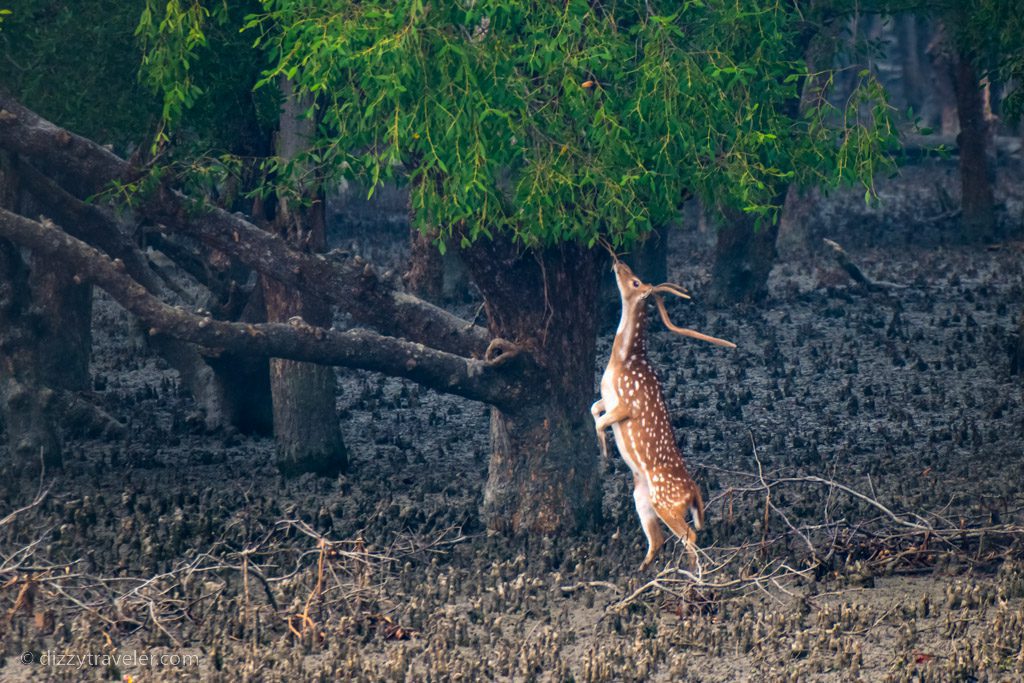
[1, 495, 468, 649]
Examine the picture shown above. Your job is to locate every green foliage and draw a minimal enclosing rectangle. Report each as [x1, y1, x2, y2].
[957, 0, 1024, 123]
[142, 0, 896, 248]
[0, 0, 156, 149]
[136, 0, 214, 140]
[135, 0, 277, 158]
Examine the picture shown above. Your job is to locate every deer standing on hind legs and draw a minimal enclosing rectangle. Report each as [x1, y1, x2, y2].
[592, 251, 735, 571]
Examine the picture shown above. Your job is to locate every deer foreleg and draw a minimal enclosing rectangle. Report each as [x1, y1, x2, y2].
[590, 400, 607, 456]
[591, 401, 630, 458]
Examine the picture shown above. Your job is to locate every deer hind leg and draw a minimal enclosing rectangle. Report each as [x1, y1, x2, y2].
[654, 501, 699, 570]
[633, 474, 665, 571]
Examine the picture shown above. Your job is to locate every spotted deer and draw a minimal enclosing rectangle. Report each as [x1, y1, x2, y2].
[592, 256, 735, 570]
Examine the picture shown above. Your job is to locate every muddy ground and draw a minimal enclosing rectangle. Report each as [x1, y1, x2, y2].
[2, 162, 1024, 681]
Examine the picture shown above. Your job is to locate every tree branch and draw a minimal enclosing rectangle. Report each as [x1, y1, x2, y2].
[0, 207, 524, 409]
[0, 92, 491, 358]
[144, 188, 492, 358]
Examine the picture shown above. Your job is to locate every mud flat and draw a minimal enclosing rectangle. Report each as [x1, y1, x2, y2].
[2, 216, 1023, 681]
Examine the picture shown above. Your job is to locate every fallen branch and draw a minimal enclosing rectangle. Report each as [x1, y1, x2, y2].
[0, 207, 530, 409]
[823, 238, 906, 292]
[0, 93, 490, 359]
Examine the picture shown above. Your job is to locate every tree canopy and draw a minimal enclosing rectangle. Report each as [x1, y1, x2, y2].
[137, 0, 895, 250]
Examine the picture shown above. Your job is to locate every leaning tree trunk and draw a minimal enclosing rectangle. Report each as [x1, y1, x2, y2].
[264, 81, 347, 476]
[950, 52, 997, 242]
[462, 237, 603, 534]
[707, 205, 781, 306]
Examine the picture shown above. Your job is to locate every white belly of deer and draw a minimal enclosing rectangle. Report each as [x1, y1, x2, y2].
[601, 370, 644, 478]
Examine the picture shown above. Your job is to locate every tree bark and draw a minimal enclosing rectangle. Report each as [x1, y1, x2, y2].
[0, 152, 63, 472]
[28, 262, 92, 391]
[707, 206, 780, 307]
[0, 238, 61, 472]
[927, 23, 960, 137]
[265, 81, 346, 476]
[462, 237, 603, 534]
[0, 207, 524, 407]
[950, 54, 997, 242]
[405, 227, 445, 303]
[404, 227, 474, 305]
[16, 158, 234, 430]
[0, 93, 491, 359]
[0, 152, 93, 392]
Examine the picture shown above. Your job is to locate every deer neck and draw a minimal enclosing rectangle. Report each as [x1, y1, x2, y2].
[612, 298, 647, 364]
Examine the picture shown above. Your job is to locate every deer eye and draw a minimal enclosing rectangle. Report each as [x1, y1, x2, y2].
[632, 280, 640, 288]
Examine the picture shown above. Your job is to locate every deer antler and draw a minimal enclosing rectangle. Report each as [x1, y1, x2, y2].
[650, 283, 691, 300]
[654, 294, 736, 348]
[596, 236, 621, 263]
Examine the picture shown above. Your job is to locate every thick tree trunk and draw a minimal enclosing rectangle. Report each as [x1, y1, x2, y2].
[28, 262, 92, 391]
[1, 152, 93, 392]
[951, 55, 997, 242]
[0, 152, 62, 471]
[264, 273, 346, 475]
[707, 206, 780, 306]
[462, 237, 602, 534]
[0, 239, 61, 472]
[265, 82, 346, 476]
